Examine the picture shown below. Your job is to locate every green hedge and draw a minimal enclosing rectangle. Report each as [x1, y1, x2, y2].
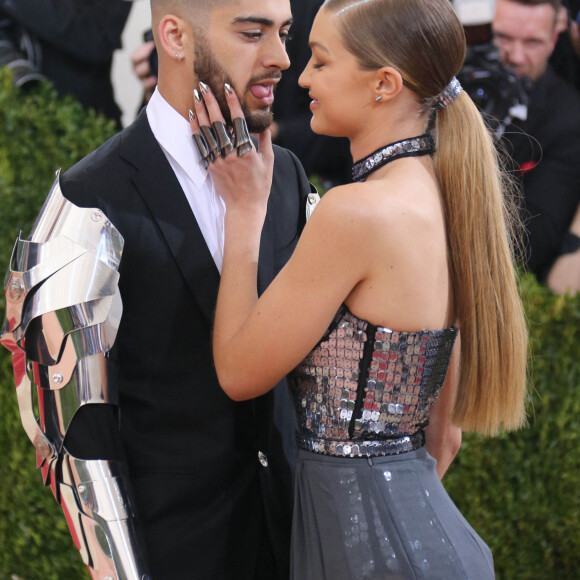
[0, 68, 579, 579]
[0, 69, 115, 580]
[444, 280, 580, 579]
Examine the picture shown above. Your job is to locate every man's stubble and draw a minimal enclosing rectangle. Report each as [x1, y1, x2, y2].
[193, 35, 276, 133]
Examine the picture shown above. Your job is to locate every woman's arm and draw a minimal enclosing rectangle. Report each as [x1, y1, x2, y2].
[424, 335, 462, 479]
[190, 86, 372, 400]
[213, 188, 372, 400]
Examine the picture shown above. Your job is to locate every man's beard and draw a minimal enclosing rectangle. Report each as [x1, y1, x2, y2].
[194, 39, 276, 133]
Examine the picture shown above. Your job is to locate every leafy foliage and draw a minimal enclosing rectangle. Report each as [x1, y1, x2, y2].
[443, 276, 580, 578]
[0, 69, 114, 579]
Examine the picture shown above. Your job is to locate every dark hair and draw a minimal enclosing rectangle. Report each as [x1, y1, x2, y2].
[506, 0, 562, 10]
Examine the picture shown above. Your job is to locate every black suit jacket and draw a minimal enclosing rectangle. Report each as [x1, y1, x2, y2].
[501, 66, 580, 279]
[60, 110, 311, 579]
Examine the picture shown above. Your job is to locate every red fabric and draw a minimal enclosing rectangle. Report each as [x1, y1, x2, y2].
[519, 160, 538, 174]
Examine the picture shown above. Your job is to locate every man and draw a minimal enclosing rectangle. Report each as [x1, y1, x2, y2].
[1, 0, 313, 578]
[492, 0, 580, 279]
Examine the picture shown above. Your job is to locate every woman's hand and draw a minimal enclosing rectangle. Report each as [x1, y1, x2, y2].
[189, 82, 274, 222]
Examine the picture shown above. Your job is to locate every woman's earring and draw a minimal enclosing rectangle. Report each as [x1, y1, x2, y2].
[175, 52, 183, 62]
[375, 95, 382, 102]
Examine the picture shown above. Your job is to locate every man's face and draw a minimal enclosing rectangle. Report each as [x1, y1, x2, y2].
[492, 0, 558, 82]
[194, 0, 292, 132]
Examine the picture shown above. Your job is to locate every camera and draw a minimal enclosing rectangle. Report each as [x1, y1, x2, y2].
[457, 25, 531, 138]
[0, 14, 44, 89]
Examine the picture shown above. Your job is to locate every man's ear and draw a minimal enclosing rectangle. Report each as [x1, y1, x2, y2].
[550, 5, 567, 51]
[157, 14, 189, 61]
[373, 66, 404, 103]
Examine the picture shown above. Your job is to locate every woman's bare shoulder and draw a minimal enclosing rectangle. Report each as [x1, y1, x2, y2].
[315, 175, 440, 237]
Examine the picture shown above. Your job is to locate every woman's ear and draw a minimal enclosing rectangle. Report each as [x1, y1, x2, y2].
[157, 14, 189, 63]
[373, 66, 404, 103]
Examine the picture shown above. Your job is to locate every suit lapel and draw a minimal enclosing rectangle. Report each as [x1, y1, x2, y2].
[257, 204, 275, 296]
[120, 111, 220, 324]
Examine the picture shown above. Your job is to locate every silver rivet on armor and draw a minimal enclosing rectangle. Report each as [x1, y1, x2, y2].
[35, 439, 52, 458]
[8, 276, 25, 300]
[52, 373, 64, 384]
[258, 451, 269, 467]
[91, 211, 103, 222]
[307, 193, 318, 205]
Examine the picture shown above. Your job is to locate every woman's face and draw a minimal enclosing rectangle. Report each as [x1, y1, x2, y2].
[299, 8, 375, 138]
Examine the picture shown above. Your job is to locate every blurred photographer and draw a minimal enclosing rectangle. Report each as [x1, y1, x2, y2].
[492, 0, 580, 281]
[0, 14, 43, 88]
[0, 0, 132, 127]
[131, 28, 157, 107]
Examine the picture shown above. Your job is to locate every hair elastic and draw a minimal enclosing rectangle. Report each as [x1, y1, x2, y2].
[432, 77, 463, 110]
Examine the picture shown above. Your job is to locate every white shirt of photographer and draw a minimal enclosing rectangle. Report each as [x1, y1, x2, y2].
[147, 87, 226, 272]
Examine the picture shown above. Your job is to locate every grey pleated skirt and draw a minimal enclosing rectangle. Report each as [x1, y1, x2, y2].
[290, 447, 494, 580]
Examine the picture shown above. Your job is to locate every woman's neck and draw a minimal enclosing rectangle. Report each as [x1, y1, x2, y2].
[349, 108, 428, 163]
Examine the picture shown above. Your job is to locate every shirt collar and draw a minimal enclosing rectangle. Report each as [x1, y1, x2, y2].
[146, 87, 208, 190]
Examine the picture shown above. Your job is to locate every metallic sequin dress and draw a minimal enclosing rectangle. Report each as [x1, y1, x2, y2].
[289, 305, 495, 579]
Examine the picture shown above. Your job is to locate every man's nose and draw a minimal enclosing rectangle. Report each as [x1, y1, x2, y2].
[262, 35, 291, 71]
[506, 41, 526, 66]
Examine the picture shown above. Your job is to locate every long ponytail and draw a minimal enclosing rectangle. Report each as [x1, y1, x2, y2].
[434, 93, 527, 434]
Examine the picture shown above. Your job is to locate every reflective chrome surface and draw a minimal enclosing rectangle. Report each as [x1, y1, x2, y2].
[1, 173, 150, 578]
[1, 173, 123, 457]
[60, 457, 150, 580]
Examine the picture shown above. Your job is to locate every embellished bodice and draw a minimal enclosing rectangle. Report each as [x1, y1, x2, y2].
[290, 305, 458, 457]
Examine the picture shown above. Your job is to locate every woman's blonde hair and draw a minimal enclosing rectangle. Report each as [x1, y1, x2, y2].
[324, 0, 528, 435]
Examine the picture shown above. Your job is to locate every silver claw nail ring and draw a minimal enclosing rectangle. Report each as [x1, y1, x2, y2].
[232, 117, 252, 157]
[212, 121, 234, 156]
[192, 133, 212, 168]
[200, 125, 219, 160]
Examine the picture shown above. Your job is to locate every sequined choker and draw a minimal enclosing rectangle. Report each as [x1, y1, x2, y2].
[352, 134, 435, 182]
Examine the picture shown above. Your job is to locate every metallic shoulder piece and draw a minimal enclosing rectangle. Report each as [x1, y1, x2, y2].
[306, 185, 321, 222]
[1, 172, 150, 579]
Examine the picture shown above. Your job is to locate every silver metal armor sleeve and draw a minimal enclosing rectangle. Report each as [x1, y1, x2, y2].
[1, 173, 150, 579]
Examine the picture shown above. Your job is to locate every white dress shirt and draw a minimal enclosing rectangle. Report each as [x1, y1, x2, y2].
[146, 88, 226, 272]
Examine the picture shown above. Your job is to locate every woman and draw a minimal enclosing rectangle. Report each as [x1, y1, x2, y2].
[191, 0, 527, 577]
